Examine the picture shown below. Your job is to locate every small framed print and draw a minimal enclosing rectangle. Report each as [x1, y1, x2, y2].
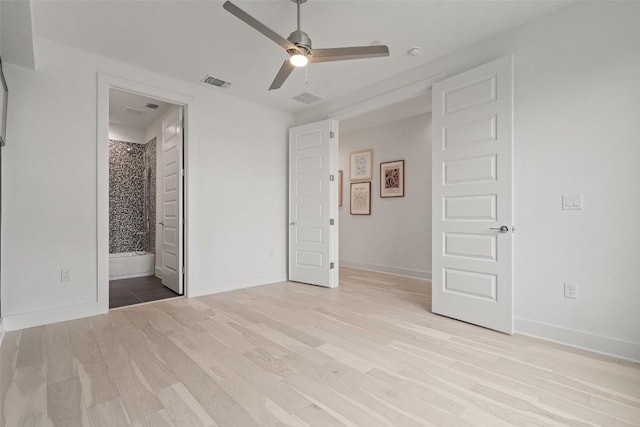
[349, 149, 373, 181]
[380, 160, 404, 198]
[338, 170, 343, 207]
[350, 182, 371, 215]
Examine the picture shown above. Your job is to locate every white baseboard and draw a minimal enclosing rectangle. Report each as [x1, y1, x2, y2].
[109, 271, 155, 281]
[340, 260, 431, 280]
[0, 318, 5, 347]
[155, 266, 163, 278]
[188, 273, 287, 298]
[515, 317, 640, 363]
[2, 302, 105, 332]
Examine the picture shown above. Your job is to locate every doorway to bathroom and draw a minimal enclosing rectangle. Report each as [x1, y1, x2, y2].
[108, 88, 184, 308]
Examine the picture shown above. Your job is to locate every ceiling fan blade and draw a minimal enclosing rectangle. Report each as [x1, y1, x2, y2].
[223, 1, 297, 51]
[310, 45, 389, 63]
[269, 60, 296, 91]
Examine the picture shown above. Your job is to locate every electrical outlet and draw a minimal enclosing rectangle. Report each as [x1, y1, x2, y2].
[564, 282, 577, 299]
[61, 268, 72, 282]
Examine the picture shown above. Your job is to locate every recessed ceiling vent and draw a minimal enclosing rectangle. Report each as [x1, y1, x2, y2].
[145, 103, 160, 109]
[202, 75, 232, 89]
[293, 92, 322, 105]
[125, 106, 144, 116]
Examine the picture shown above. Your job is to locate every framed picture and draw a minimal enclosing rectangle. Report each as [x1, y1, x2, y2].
[380, 160, 404, 198]
[349, 149, 373, 181]
[350, 182, 371, 215]
[338, 170, 343, 207]
[0, 57, 7, 147]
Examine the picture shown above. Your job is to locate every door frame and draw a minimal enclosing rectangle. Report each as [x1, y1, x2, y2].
[97, 73, 191, 312]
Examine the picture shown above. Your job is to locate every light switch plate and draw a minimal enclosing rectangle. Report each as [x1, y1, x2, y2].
[562, 193, 583, 210]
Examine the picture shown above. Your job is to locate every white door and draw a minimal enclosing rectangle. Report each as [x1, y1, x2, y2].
[160, 107, 183, 294]
[432, 56, 513, 333]
[289, 120, 339, 288]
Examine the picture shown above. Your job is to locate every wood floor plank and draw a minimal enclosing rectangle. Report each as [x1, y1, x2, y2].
[156, 383, 216, 427]
[1, 267, 638, 426]
[67, 318, 120, 408]
[0, 331, 20, 426]
[125, 311, 259, 427]
[47, 377, 89, 427]
[45, 323, 75, 385]
[87, 397, 131, 427]
[89, 315, 164, 421]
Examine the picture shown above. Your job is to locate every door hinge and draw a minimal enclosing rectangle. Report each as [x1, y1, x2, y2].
[181, 169, 185, 177]
[181, 266, 185, 275]
[329, 218, 335, 225]
[329, 131, 335, 139]
[329, 174, 334, 182]
[330, 262, 335, 269]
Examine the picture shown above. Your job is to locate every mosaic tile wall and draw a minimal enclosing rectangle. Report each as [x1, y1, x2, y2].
[109, 139, 156, 254]
[145, 138, 157, 255]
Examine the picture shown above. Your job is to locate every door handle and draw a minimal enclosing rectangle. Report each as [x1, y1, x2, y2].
[489, 225, 509, 233]
[159, 221, 164, 226]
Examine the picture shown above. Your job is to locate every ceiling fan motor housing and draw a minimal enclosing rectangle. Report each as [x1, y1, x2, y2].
[288, 29, 312, 52]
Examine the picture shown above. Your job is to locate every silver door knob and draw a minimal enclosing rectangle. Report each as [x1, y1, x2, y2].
[489, 225, 509, 233]
[159, 221, 164, 226]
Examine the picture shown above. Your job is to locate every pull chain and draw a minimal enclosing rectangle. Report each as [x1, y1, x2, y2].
[305, 64, 309, 85]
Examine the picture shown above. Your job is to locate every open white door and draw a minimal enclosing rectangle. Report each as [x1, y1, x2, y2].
[432, 56, 514, 333]
[160, 107, 183, 294]
[289, 120, 339, 288]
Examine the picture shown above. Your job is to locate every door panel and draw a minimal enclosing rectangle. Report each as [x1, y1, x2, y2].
[289, 120, 338, 288]
[161, 107, 183, 294]
[432, 56, 513, 333]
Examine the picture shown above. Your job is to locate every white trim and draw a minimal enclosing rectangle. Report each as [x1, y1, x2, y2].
[515, 317, 640, 363]
[2, 302, 103, 332]
[155, 267, 163, 278]
[340, 261, 431, 281]
[328, 74, 442, 122]
[0, 318, 5, 347]
[97, 73, 192, 308]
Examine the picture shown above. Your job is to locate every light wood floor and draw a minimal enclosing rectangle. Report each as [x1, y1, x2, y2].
[1, 268, 639, 426]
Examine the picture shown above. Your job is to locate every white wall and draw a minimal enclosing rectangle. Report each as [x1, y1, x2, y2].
[339, 114, 432, 279]
[1, 38, 293, 327]
[109, 123, 145, 144]
[299, 2, 640, 361]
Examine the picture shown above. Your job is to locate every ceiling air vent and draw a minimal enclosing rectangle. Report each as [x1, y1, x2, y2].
[125, 106, 144, 116]
[202, 75, 232, 89]
[293, 92, 322, 105]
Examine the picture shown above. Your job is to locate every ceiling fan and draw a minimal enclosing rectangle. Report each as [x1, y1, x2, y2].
[223, 0, 390, 90]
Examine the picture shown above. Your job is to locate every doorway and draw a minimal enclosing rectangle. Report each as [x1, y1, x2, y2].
[336, 93, 433, 281]
[107, 88, 185, 309]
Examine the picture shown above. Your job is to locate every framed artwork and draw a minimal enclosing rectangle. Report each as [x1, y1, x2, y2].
[338, 170, 343, 207]
[349, 149, 373, 181]
[380, 160, 404, 198]
[0, 57, 7, 147]
[350, 182, 371, 215]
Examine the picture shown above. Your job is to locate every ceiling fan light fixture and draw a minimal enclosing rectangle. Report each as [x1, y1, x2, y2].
[290, 53, 309, 67]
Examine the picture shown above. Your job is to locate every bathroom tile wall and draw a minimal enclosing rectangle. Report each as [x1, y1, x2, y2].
[109, 139, 156, 254]
[145, 138, 157, 255]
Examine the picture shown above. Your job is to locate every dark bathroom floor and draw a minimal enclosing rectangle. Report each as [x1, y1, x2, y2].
[109, 275, 180, 309]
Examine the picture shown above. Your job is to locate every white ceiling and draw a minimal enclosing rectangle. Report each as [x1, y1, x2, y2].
[32, 0, 570, 114]
[109, 89, 173, 129]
